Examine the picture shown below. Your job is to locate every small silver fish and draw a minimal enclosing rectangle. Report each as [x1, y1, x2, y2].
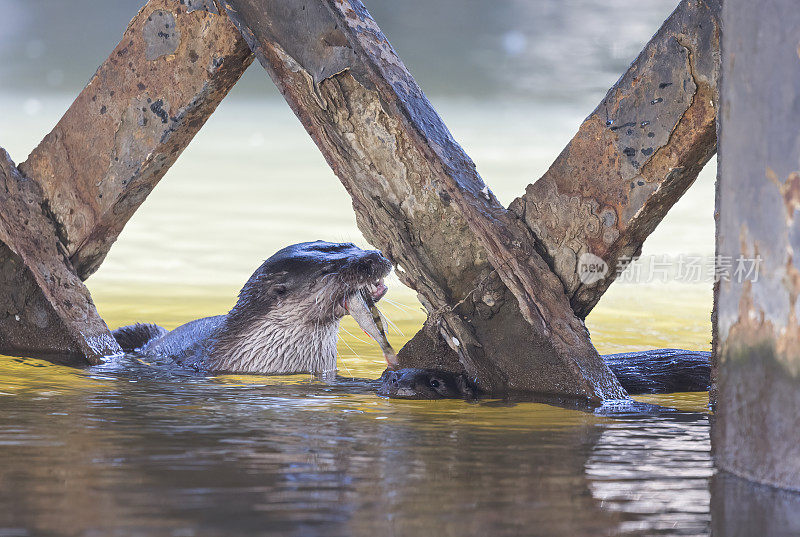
[346, 291, 398, 368]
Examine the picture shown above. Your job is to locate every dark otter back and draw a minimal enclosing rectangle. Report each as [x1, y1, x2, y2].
[603, 349, 711, 394]
[140, 315, 226, 369]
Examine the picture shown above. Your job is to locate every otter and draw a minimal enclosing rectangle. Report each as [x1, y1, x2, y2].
[113, 241, 711, 399]
[378, 349, 711, 399]
[112, 241, 392, 375]
[377, 368, 478, 399]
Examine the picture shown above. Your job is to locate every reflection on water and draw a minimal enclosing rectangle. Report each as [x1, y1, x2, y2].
[0, 356, 712, 537]
[587, 415, 711, 535]
[712, 473, 800, 537]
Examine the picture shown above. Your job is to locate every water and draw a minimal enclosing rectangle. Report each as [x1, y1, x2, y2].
[0, 355, 711, 537]
[0, 0, 736, 535]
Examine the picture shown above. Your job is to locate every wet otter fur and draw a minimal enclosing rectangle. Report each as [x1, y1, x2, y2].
[113, 241, 391, 375]
[113, 241, 710, 398]
[377, 368, 478, 399]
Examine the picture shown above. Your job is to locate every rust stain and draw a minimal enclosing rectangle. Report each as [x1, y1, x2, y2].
[726, 278, 800, 367]
[19, 0, 253, 279]
[726, 230, 800, 368]
[767, 168, 800, 221]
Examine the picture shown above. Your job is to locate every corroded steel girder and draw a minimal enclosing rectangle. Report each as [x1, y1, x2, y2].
[0, 150, 119, 362]
[221, 0, 626, 400]
[20, 0, 253, 280]
[400, 0, 721, 376]
[0, 0, 253, 362]
[509, 0, 720, 318]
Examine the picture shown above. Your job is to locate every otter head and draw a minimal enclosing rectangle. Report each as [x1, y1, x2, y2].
[210, 241, 392, 375]
[233, 241, 392, 324]
[377, 368, 478, 400]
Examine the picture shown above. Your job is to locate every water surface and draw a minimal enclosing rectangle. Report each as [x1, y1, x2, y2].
[0, 355, 711, 537]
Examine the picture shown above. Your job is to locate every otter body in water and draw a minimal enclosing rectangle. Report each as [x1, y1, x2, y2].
[114, 241, 710, 398]
[113, 241, 392, 375]
[378, 349, 711, 399]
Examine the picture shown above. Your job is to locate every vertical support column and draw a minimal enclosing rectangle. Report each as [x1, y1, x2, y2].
[714, 0, 800, 489]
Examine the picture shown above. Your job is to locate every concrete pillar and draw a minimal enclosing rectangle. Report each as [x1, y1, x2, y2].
[714, 0, 800, 490]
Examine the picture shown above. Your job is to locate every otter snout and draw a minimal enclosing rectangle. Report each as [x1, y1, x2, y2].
[351, 251, 392, 282]
[348, 250, 391, 302]
[357, 251, 391, 273]
[377, 368, 478, 399]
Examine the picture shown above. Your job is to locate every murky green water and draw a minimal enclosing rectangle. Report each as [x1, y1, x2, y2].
[0, 0, 734, 534]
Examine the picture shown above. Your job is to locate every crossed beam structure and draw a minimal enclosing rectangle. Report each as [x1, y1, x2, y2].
[0, 0, 718, 401]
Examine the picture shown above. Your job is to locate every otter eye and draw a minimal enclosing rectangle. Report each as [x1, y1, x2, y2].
[272, 284, 287, 296]
[429, 379, 440, 389]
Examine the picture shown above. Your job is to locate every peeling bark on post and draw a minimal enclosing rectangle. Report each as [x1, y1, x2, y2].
[713, 0, 800, 491]
[508, 0, 720, 318]
[0, 150, 119, 363]
[222, 0, 626, 400]
[19, 0, 253, 280]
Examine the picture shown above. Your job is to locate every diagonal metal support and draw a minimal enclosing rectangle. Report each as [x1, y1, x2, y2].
[20, 0, 253, 281]
[509, 0, 720, 318]
[0, 0, 253, 361]
[400, 0, 721, 375]
[221, 0, 626, 400]
[0, 149, 119, 362]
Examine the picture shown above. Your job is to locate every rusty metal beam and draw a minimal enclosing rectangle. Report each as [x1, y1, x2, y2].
[399, 0, 720, 375]
[0, 0, 253, 361]
[221, 0, 626, 400]
[0, 149, 119, 363]
[19, 0, 253, 280]
[509, 0, 720, 318]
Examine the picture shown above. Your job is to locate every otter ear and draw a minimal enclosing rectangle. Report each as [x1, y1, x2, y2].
[455, 374, 475, 399]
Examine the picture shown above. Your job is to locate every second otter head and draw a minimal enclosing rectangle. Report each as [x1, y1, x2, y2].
[231, 241, 392, 325]
[377, 368, 478, 400]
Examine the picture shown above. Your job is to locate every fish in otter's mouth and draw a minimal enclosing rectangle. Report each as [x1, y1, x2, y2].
[211, 240, 395, 374]
[113, 241, 397, 376]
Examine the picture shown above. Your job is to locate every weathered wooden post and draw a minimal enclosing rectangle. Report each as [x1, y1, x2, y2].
[398, 0, 720, 372]
[220, 0, 628, 400]
[713, 0, 800, 489]
[0, 0, 252, 362]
